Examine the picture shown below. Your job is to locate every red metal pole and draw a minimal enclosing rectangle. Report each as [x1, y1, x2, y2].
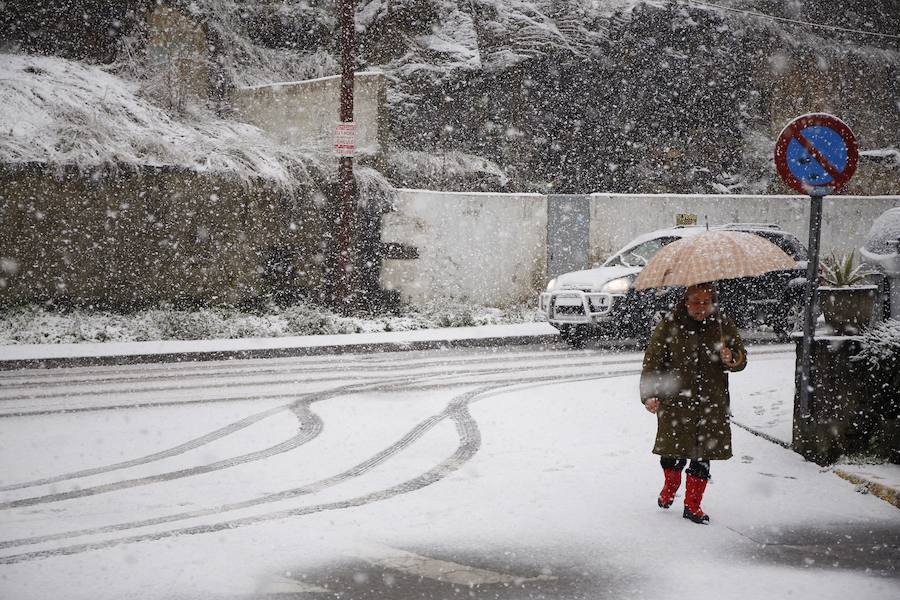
[334, 0, 356, 312]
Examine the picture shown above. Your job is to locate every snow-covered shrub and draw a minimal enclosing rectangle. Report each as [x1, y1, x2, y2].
[0, 301, 541, 344]
[862, 207, 900, 255]
[852, 318, 900, 463]
[385, 149, 509, 191]
[853, 318, 900, 370]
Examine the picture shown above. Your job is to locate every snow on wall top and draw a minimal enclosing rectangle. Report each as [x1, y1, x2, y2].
[0, 53, 320, 188]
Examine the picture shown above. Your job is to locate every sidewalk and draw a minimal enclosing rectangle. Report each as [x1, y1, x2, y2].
[729, 355, 900, 511]
[0, 324, 789, 370]
[0, 322, 563, 370]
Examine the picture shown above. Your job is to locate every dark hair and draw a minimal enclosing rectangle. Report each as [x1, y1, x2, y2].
[685, 283, 716, 298]
[681, 283, 719, 310]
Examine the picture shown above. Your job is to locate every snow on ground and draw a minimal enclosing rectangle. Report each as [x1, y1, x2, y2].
[0, 302, 542, 346]
[730, 345, 900, 504]
[730, 348, 795, 445]
[0, 347, 897, 599]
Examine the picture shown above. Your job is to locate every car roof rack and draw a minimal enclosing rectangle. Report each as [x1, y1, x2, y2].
[717, 223, 782, 230]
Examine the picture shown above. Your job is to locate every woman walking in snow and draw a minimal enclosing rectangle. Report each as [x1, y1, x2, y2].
[640, 283, 747, 524]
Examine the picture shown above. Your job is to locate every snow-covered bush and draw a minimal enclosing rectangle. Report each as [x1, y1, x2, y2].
[853, 318, 900, 370]
[852, 318, 900, 463]
[385, 150, 508, 191]
[0, 302, 541, 345]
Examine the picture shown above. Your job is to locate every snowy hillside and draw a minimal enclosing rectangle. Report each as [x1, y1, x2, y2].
[166, 0, 900, 193]
[1, 0, 898, 193]
[0, 53, 324, 189]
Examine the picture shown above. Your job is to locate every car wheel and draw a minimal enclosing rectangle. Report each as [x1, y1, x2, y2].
[560, 324, 590, 348]
[773, 298, 818, 340]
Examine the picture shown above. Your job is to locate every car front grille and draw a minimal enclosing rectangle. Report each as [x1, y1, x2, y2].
[553, 305, 587, 317]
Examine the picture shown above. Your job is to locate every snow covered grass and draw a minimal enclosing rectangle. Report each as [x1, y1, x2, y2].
[154, 0, 339, 88]
[386, 149, 509, 189]
[0, 53, 323, 190]
[0, 302, 542, 345]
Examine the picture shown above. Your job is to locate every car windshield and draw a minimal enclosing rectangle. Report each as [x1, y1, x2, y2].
[605, 236, 679, 267]
[749, 231, 809, 261]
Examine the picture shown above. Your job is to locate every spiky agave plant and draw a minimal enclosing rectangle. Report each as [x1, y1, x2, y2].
[820, 250, 875, 287]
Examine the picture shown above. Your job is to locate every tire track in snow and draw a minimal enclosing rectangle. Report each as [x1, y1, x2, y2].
[0, 402, 292, 492]
[0, 376, 430, 498]
[0, 373, 371, 402]
[0, 367, 518, 502]
[0, 352, 613, 401]
[0, 401, 322, 510]
[0, 356, 636, 417]
[0, 365, 625, 505]
[0, 349, 788, 492]
[0, 389, 488, 553]
[0, 344, 790, 400]
[0, 371, 635, 562]
[0, 346, 794, 560]
[0, 347, 591, 389]
[1, 350, 785, 497]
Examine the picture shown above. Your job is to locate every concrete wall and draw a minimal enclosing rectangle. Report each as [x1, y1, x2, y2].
[3, 173, 896, 310]
[380, 189, 547, 306]
[382, 190, 899, 307]
[0, 165, 331, 307]
[589, 194, 900, 265]
[231, 72, 386, 156]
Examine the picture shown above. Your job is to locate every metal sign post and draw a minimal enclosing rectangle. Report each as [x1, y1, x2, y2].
[774, 113, 858, 442]
[334, 0, 356, 314]
[798, 194, 823, 418]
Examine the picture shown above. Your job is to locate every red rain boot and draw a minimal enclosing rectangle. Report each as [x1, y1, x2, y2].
[657, 468, 682, 509]
[683, 474, 710, 524]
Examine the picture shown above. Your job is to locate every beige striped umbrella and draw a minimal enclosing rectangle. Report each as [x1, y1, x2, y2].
[634, 231, 797, 290]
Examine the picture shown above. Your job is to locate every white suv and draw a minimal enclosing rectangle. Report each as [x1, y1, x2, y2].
[538, 224, 809, 346]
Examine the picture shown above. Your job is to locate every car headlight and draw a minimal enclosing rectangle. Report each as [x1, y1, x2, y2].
[546, 278, 558, 291]
[601, 276, 632, 294]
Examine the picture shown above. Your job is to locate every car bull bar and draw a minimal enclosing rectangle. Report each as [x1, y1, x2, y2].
[540, 290, 615, 322]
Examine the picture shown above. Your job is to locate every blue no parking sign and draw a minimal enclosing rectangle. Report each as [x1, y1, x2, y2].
[774, 113, 858, 196]
[773, 113, 859, 426]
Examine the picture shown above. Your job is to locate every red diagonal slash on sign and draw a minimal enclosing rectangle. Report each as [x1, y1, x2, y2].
[792, 129, 843, 182]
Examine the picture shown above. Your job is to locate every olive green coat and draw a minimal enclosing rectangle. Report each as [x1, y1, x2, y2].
[640, 305, 747, 460]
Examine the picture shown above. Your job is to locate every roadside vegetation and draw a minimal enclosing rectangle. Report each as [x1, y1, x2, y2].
[0, 301, 540, 344]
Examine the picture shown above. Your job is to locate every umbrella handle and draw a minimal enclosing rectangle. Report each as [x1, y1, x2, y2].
[716, 310, 740, 367]
[717, 308, 725, 348]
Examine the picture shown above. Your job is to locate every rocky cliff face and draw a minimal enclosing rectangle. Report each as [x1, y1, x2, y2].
[355, 0, 900, 194]
[3, 0, 898, 194]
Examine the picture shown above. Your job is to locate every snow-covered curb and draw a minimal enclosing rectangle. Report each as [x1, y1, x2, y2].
[833, 466, 900, 509]
[0, 322, 559, 362]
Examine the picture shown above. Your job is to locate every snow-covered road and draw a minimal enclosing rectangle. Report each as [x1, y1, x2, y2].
[0, 345, 897, 600]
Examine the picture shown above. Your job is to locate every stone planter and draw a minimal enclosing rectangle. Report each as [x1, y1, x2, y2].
[818, 285, 877, 334]
[794, 336, 900, 465]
